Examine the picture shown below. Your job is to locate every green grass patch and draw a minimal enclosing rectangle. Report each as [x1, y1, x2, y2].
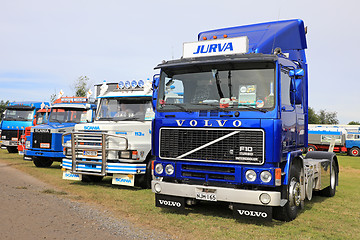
[1, 149, 360, 240]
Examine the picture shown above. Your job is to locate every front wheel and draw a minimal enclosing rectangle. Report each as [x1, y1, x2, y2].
[135, 157, 154, 189]
[7, 146, 18, 153]
[349, 147, 360, 157]
[81, 175, 104, 183]
[273, 163, 303, 221]
[307, 145, 316, 152]
[33, 157, 53, 168]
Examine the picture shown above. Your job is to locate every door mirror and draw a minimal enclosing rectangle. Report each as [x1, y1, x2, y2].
[152, 74, 160, 110]
[289, 68, 305, 78]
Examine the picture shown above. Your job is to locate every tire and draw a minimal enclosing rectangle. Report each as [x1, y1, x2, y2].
[273, 162, 302, 221]
[81, 175, 104, 183]
[349, 147, 360, 157]
[307, 145, 316, 152]
[321, 160, 338, 197]
[135, 157, 154, 189]
[33, 157, 53, 168]
[7, 146, 18, 153]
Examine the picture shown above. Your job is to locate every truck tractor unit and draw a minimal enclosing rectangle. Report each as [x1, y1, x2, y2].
[62, 80, 155, 188]
[308, 126, 360, 156]
[18, 107, 50, 156]
[25, 97, 96, 167]
[151, 19, 339, 221]
[0, 101, 50, 153]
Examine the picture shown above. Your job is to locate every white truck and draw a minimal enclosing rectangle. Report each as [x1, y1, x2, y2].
[62, 79, 154, 188]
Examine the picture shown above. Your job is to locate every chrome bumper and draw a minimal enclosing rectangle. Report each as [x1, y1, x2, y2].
[152, 180, 284, 207]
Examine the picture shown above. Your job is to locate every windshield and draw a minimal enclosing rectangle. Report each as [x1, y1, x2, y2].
[96, 97, 154, 121]
[4, 109, 34, 121]
[49, 108, 87, 123]
[36, 112, 48, 125]
[158, 62, 275, 112]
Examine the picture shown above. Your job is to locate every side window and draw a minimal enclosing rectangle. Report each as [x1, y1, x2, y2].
[281, 71, 291, 106]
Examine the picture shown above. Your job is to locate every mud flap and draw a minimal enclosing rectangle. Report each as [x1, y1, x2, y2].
[155, 194, 185, 210]
[233, 203, 272, 221]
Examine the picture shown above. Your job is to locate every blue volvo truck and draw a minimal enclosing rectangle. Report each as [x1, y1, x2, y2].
[0, 101, 50, 153]
[25, 97, 96, 167]
[151, 19, 339, 221]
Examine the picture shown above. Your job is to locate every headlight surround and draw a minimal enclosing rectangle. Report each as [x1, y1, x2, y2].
[164, 164, 174, 175]
[260, 171, 272, 183]
[154, 163, 164, 175]
[245, 170, 257, 182]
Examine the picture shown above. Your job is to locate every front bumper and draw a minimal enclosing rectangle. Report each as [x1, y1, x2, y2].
[62, 158, 146, 174]
[1, 140, 18, 147]
[151, 180, 284, 207]
[25, 149, 65, 159]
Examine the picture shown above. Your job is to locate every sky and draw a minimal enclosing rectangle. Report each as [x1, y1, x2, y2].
[0, 0, 359, 124]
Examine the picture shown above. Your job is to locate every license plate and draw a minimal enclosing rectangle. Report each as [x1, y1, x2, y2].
[40, 143, 50, 148]
[195, 190, 217, 201]
[83, 150, 97, 157]
[12, 137, 18, 141]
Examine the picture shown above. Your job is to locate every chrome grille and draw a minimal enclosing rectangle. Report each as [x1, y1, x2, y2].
[159, 128, 264, 164]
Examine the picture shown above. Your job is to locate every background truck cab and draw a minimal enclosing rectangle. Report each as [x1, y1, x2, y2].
[62, 79, 155, 188]
[0, 101, 50, 153]
[25, 97, 96, 167]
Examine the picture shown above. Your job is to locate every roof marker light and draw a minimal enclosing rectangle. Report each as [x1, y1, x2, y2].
[138, 79, 145, 88]
[203, 36, 207, 40]
[118, 81, 125, 89]
[213, 35, 217, 39]
[131, 80, 138, 88]
[125, 81, 131, 89]
[223, 34, 228, 38]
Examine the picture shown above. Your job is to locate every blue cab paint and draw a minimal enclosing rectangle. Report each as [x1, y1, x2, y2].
[25, 97, 96, 167]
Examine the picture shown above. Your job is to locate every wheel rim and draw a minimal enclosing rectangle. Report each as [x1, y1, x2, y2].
[352, 149, 358, 156]
[330, 165, 336, 188]
[289, 177, 301, 207]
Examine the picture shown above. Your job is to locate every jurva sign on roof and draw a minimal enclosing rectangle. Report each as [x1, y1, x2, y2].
[183, 36, 249, 58]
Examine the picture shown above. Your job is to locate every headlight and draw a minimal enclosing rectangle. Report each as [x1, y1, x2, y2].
[64, 140, 71, 148]
[260, 171, 272, 183]
[120, 150, 131, 159]
[245, 170, 257, 182]
[154, 163, 163, 175]
[25, 141, 30, 149]
[165, 164, 174, 175]
[259, 193, 271, 204]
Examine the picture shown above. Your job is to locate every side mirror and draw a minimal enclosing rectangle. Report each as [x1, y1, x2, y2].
[289, 68, 305, 78]
[152, 74, 160, 89]
[86, 110, 93, 122]
[152, 74, 160, 110]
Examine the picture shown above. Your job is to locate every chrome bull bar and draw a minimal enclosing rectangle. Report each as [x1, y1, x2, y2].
[62, 132, 128, 176]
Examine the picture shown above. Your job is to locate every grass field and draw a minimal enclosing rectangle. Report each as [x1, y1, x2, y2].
[1, 150, 359, 240]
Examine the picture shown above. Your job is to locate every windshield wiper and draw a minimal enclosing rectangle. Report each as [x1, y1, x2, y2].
[236, 105, 268, 113]
[161, 103, 193, 113]
[192, 103, 224, 111]
[122, 117, 142, 121]
[98, 117, 115, 121]
[50, 119, 62, 123]
[212, 69, 224, 99]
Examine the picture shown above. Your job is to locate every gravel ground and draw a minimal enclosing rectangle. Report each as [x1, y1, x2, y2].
[0, 162, 170, 240]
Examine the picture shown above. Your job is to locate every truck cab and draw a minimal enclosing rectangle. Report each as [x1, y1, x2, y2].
[25, 97, 96, 167]
[18, 107, 51, 156]
[0, 101, 50, 153]
[62, 80, 154, 188]
[151, 19, 339, 221]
